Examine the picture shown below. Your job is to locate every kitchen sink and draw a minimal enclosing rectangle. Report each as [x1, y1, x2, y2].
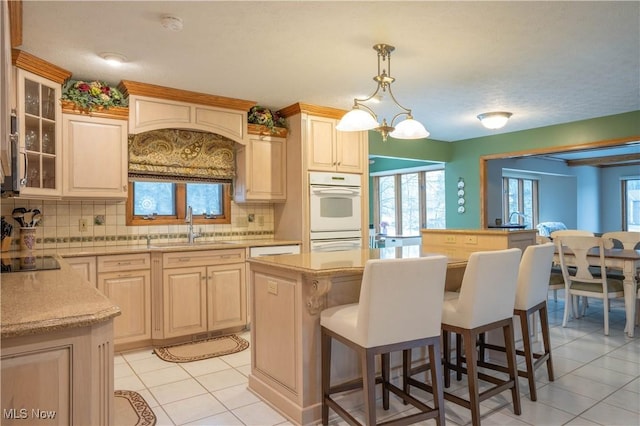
[149, 241, 239, 248]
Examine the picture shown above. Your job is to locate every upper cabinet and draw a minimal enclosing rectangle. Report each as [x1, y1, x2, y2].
[306, 115, 365, 173]
[12, 50, 71, 199]
[119, 80, 256, 146]
[235, 133, 287, 203]
[61, 111, 128, 199]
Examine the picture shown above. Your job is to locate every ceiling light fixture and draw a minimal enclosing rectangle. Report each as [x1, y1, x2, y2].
[337, 43, 429, 142]
[161, 15, 184, 32]
[477, 111, 513, 129]
[99, 52, 127, 66]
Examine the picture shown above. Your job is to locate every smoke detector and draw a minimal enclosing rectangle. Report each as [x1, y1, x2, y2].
[161, 15, 183, 32]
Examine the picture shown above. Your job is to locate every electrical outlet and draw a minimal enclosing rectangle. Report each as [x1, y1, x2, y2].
[257, 215, 264, 226]
[267, 280, 278, 295]
[79, 218, 88, 232]
[237, 216, 249, 227]
[445, 235, 456, 243]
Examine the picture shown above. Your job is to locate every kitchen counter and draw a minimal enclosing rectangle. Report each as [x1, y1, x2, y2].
[1, 255, 121, 338]
[247, 247, 467, 425]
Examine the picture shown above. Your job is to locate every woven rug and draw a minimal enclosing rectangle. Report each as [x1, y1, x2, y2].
[114, 390, 156, 426]
[153, 334, 249, 363]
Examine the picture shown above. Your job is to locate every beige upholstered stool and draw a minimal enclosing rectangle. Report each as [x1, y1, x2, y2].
[478, 243, 556, 401]
[321, 256, 448, 426]
[440, 248, 522, 426]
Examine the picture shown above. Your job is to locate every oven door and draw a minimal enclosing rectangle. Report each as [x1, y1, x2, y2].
[310, 238, 362, 252]
[309, 185, 361, 232]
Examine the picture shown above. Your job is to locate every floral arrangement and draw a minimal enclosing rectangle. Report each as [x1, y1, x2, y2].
[61, 80, 128, 111]
[248, 106, 287, 133]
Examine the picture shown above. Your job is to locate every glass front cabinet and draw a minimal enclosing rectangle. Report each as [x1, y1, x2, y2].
[16, 68, 62, 198]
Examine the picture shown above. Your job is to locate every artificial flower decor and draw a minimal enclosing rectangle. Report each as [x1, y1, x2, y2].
[248, 106, 287, 133]
[61, 79, 128, 111]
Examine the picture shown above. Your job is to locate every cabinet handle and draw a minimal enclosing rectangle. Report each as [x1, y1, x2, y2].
[117, 273, 133, 278]
[201, 276, 206, 281]
[178, 258, 190, 262]
[118, 261, 131, 266]
[122, 185, 127, 192]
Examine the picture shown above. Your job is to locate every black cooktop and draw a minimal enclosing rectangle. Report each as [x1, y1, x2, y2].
[1, 255, 61, 273]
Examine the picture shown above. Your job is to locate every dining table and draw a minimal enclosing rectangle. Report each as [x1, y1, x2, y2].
[554, 247, 640, 337]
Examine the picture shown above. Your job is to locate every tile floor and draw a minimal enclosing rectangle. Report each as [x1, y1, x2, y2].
[115, 295, 640, 425]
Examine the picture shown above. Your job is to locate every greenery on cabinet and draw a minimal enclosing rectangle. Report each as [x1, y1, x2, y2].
[62, 80, 128, 111]
[247, 105, 287, 134]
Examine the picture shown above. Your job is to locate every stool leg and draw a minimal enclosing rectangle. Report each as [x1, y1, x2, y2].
[321, 328, 331, 425]
[519, 310, 537, 401]
[463, 329, 481, 426]
[539, 303, 554, 382]
[402, 349, 411, 402]
[362, 348, 377, 426]
[429, 342, 446, 426]
[382, 352, 390, 410]
[443, 330, 451, 388]
[503, 321, 522, 416]
[456, 333, 463, 381]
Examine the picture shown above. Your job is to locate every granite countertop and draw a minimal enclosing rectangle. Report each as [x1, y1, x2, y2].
[421, 228, 536, 235]
[247, 246, 467, 276]
[5, 239, 302, 258]
[1, 255, 121, 339]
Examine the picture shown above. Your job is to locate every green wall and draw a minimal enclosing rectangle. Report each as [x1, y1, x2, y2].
[368, 110, 640, 229]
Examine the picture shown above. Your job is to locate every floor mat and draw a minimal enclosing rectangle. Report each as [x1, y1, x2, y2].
[153, 334, 249, 363]
[114, 390, 156, 426]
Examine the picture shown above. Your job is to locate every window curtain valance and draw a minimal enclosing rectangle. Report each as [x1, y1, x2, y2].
[128, 129, 235, 182]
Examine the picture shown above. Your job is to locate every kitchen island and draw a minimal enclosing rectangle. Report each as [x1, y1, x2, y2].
[1, 254, 120, 425]
[246, 246, 467, 425]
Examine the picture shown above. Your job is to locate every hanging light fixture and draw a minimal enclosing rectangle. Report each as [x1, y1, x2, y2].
[337, 43, 429, 142]
[477, 111, 513, 129]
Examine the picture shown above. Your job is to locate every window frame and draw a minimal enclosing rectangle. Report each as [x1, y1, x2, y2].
[622, 177, 640, 231]
[126, 181, 232, 226]
[501, 176, 539, 227]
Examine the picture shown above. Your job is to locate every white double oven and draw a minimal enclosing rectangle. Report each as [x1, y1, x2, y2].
[309, 172, 362, 252]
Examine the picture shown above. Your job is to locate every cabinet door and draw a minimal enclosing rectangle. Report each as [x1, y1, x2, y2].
[336, 129, 365, 173]
[16, 69, 62, 198]
[98, 270, 151, 344]
[65, 256, 97, 287]
[62, 114, 128, 199]
[163, 266, 208, 338]
[236, 136, 286, 202]
[307, 116, 336, 171]
[207, 263, 246, 331]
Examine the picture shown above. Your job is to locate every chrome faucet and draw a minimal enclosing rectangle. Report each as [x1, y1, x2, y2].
[185, 206, 202, 244]
[509, 211, 526, 224]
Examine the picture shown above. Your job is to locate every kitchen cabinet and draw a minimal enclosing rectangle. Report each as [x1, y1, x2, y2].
[421, 229, 537, 260]
[0, 0, 11, 181]
[97, 253, 151, 347]
[61, 112, 128, 199]
[235, 134, 286, 202]
[158, 248, 246, 339]
[65, 255, 97, 287]
[14, 68, 62, 198]
[307, 115, 365, 173]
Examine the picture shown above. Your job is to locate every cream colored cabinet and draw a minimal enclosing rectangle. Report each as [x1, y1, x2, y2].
[0, 0, 11, 181]
[15, 68, 62, 198]
[61, 113, 128, 199]
[64, 255, 97, 287]
[307, 115, 365, 173]
[97, 253, 151, 346]
[159, 249, 246, 339]
[421, 229, 537, 260]
[235, 135, 286, 202]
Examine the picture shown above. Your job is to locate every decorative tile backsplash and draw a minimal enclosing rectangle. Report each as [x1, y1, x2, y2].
[1, 198, 275, 251]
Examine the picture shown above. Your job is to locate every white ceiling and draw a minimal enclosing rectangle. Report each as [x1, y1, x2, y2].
[19, 1, 640, 142]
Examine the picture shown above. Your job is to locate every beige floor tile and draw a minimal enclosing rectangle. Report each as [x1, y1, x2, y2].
[179, 356, 232, 377]
[149, 378, 208, 405]
[212, 383, 260, 410]
[138, 365, 192, 388]
[581, 401, 640, 425]
[162, 393, 227, 425]
[197, 368, 248, 393]
[232, 401, 287, 425]
[184, 411, 244, 426]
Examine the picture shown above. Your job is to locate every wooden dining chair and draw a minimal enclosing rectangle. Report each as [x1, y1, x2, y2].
[556, 235, 625, 335]
[602, 231, 640, 324]
[548, 230, 594, 304]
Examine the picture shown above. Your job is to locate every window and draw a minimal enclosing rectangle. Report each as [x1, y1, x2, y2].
[622, 178, 640, 231]
[127, 181, 231, 225]
[374, 169, 445, 234]
[502, 177, 539, 227]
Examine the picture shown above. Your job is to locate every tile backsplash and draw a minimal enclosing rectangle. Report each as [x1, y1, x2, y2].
[1, 198, 274, 251]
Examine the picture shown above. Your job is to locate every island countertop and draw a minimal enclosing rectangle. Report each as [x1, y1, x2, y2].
[1, 255, 121, 338]
[247, 245, 467, 276]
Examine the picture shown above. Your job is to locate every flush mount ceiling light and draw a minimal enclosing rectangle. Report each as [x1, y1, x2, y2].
[99, 52, 127, 66]
[477, 111, 513, 129]
[337, 43, 429, 142]
[161, 15, 183, 31]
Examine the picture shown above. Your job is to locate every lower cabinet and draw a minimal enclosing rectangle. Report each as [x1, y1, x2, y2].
[64, 255, 97, 286]
[160, 249, 246, 339]
[97, 253, 151, 346]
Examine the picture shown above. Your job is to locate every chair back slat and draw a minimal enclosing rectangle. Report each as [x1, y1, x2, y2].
[557, 235, 605, 282]
[602, 231, 640, 250]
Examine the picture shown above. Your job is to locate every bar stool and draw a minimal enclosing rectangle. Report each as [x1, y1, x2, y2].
[321, 256, 448, 426]
[478, 243, 556, 401]
[440, 248, 522, 426]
